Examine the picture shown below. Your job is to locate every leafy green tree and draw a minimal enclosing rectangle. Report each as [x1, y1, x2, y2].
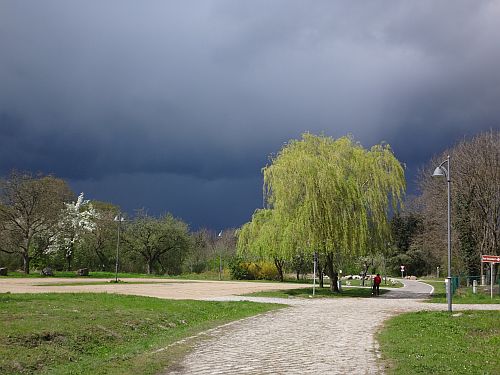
[123, 211, 191, 274]
[77, 201, 120, 271]
[259, 133, 405, 291]
[391, 212, 423, 254]
[0, 171, 74, 273]
[386, 211, 435, 276]
[237, 209, 291, 281]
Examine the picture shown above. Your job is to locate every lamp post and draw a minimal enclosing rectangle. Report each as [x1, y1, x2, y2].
[313, 252, 317, 296]
[432, 155, 452, 312]
[217, 230, 223, 281]
[114, 213, 125, 283]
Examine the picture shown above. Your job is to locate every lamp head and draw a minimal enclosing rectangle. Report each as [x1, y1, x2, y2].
[432, 166, 446, 177]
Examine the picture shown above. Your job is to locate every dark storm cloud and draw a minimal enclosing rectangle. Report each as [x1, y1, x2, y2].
[1, 1, 499, 227]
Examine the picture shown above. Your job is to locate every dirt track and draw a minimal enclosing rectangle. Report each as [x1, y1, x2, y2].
[0, 277, 308, 299]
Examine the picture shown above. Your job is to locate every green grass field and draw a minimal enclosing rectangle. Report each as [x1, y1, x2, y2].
[341, 278, 403, 288]
[244, 286, 388, 298]
[421, 279, 500, 304]
[378, 310, 500, 374]
[0, 293, 283, 375]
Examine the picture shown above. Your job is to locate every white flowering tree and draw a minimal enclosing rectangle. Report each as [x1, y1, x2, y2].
[46, 192, 98, 270]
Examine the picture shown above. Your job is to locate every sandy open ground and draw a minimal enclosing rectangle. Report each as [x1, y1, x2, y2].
[0, 277, 308, 300]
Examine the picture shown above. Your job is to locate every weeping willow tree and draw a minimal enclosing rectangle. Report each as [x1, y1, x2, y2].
[258, 133, 405, 291]
[237, 209, 298, 281]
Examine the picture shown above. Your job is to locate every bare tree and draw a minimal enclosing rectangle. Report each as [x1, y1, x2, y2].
[187, 228, 215, 273]
[417, 130, 499, 276]
[0, 171, 74, 273]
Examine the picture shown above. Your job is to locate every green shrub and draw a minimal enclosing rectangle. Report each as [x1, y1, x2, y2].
[229, 257, 254, 280]
[229, 258, 279, 280]
[255, 261, 279, 280]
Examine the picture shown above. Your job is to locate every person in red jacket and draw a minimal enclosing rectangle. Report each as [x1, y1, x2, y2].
[373, 274, 382, 296]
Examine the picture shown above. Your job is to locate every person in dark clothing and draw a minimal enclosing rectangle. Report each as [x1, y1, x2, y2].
[373, 274, 382, 296]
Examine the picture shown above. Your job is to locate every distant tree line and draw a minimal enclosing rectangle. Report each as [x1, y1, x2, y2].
[0, 171, 237, 275]
[1, 130, 498, 282]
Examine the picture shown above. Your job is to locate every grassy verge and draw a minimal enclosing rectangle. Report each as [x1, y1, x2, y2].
[244, 286, 388, 298]
[378, 310, 500, 374]
[0, 293, 282, 375]
[341, 279, 403, 288]
[421, 279, 500, 304]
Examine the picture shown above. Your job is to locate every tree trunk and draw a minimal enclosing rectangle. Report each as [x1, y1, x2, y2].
[332, 271, 339, 292]
[66, 254, 72, 271]
[23, 254, 30, 274]
[147, 259, 153, 274]
[95, 250, 108, 271]
[361, 263, 369, 286]
[326, 252, 339, 293]
[274, 257, 285, 282]
[318, 260, 324, 288]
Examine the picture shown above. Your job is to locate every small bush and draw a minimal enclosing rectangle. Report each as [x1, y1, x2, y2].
[229, 257, 254, 280]
[255, 261, 279, 280]
[229, 258, 278, 281]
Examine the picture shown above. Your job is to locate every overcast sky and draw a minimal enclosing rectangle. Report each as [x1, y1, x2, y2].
[1, 1, 499, 229]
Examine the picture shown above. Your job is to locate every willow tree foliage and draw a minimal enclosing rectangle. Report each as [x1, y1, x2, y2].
[247, 133, 405, 291]
[237, 209, 297, 281]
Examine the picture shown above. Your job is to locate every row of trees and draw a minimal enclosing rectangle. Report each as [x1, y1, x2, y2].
[0, 171, 237, 275]
[2, 131, 498, 282]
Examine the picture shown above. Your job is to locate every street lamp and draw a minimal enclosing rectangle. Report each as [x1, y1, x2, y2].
[432, 155, 452, 312]
[217, 230, 223, 281]
[114, 213, 126, 283]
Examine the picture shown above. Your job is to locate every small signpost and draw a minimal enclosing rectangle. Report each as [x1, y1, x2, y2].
[400, 265, 405, 279]
[481, 255, 500, 299]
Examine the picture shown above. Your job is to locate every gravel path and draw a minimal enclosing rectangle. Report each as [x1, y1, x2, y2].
[165, 280, 500, 375]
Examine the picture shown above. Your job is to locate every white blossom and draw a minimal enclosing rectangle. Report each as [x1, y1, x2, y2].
[44, 192, 99, 257]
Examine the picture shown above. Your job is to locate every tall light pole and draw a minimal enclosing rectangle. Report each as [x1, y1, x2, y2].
[217, 230, 223, 281]
[432, 155, 452, 312]
[114, 213, 125, 283]
[313, 252, 317, 296]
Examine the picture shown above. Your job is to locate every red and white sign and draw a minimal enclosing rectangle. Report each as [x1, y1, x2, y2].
[400, 265, 405, 271]
[482, 255, 500, 263]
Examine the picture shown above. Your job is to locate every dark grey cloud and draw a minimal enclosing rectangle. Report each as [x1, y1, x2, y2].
[1, 1, 499, 228]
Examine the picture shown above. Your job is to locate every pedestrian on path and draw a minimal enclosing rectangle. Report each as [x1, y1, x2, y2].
[373, 274, 382, 296]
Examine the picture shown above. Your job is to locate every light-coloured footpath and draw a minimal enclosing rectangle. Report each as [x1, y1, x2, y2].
[165, 280, 500, 375]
